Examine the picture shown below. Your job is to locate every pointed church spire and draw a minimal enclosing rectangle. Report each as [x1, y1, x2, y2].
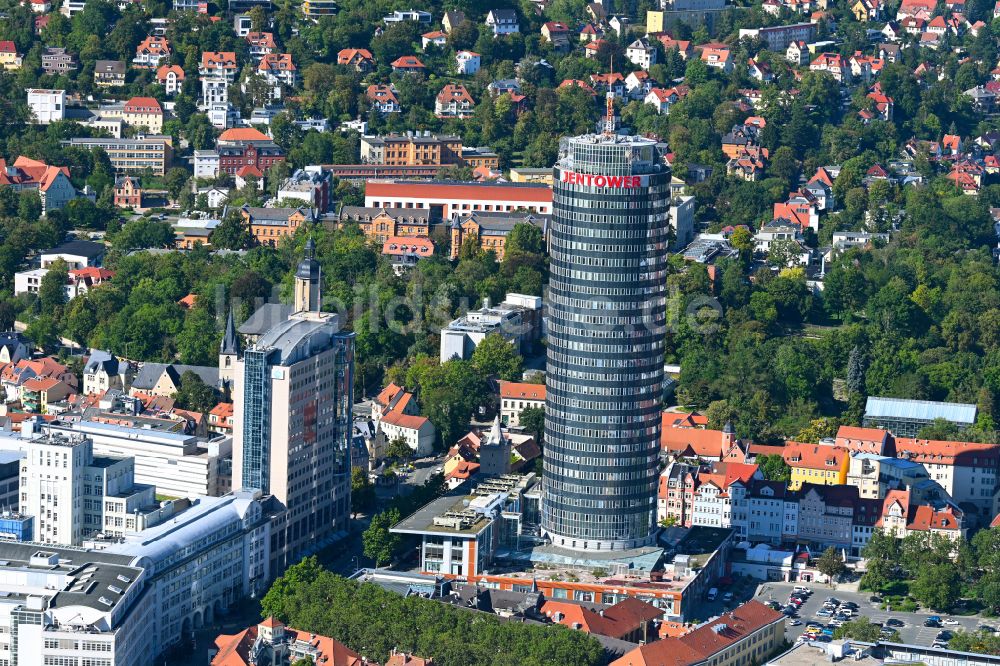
[486, 414, 504, 446]
[221, 308, 241, 356]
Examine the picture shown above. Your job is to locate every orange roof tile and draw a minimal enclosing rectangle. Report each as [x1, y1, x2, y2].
[781, 442, 847, 470]
[499, 380, 545, 401]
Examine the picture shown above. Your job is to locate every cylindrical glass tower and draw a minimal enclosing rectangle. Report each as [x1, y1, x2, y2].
[542, 133, 670, 552]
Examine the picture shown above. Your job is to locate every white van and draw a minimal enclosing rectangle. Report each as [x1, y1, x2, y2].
[793, 586, 812, 594]
[707, 587, 718, 601]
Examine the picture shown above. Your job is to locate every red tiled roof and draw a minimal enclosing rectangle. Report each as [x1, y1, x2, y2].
[124, 97, 162, 114]
[835, 425, 889, 454]
[782, 442, 847, 470]
[612, 600, 783, 666]
[499, 380, 545, 401]
[381, 410, 430, 430]
[0, 41, 17, 54]
[893, 437, 999, 465]
[156, 64, 185, 81]
[218, 127, 271, 142]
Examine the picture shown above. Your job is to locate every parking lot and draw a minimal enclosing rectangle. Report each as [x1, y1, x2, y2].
[757, 582, 985, 647]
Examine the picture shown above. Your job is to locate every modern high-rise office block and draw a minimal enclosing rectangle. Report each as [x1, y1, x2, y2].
[233, 240, 355, 576]
[19, 431, 156, 545]
[542, 133, 671, 552]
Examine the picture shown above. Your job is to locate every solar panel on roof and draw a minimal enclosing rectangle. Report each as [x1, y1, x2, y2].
[97, 596, 112, 606]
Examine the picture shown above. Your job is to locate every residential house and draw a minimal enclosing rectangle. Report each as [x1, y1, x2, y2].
[41, 47, 76, 74]
[0, 156, 77, 214]
[391, 56, 426, 74]
[786, 40, 809, 65]
[383, 9, 432, 24]
[212, 127, 285, 176]
[541, 21, 570, 43]
[624, 71, 654, 99]
[82, 350, 126, 396]
[257, 53, 297, 99]
[156, 64, 185, 95]
[747, 58, 773, 82]
[810, 52, 850, 81]
[113, 176, 143, 208]
[26, 89, 65, 124]
[499, 381, 545, 426]
[208, 402, 234, 435]
[367, 84, 401, 113]
[435, 83, 475, 118]
[133, 36, 170, 68]
[782, 442, 849, 490]
[337, 48, 374, 72]
[700, 46, 732, 72]
[245, 32, 276, 60]
[626, 38, 657, 70]
[456, 50, 481, 75]
[200, 51, 238, 107]
[645, 86, 685, 114]
[443, 10, 466, 33]
[121, 96, 164, 132]
[93, 60, 126, 87]
[0, 41, 22, 70]
[658, 36, 694, 60]
[422, 30, 448, 49]
[485, 8, 519, 35]
[382, 236, 434, 274]
[773, 197, 819, 232]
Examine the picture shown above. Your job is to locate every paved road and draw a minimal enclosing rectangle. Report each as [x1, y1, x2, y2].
[757, 582, 984, 646]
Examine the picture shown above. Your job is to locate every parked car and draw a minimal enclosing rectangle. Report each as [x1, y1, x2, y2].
[869, 595, 882, 602]
[944, 619, 960, 626]
[794, 586, 812, 594]
[886, 618, 904, 627]
[927, 616, 942, 623]
[723, 592, 733, 602]
[924, 619, 941, 628]
[789, 619, 802, 626]
[816, 609, 832, 617]
[935, 631, 953, 641]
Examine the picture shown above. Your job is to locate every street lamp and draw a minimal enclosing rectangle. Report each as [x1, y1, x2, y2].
[352, 556, 359, 573]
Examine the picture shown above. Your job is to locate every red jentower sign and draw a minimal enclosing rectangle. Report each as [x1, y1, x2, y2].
[559, 170, 646, 188]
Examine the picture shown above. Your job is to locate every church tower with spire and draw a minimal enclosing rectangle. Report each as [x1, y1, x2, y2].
[219, 307, 241, 387]
[293, 237, 321, 313]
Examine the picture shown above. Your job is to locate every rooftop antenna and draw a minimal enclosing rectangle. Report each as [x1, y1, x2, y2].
[604, 55, 616, 137]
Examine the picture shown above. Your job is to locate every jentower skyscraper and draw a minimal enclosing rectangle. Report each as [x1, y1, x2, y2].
[542, 132, 671, 552]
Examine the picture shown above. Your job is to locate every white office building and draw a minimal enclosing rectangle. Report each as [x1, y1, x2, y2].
[19, 432, 157, 546]
[39, 420, 230, 499]
[0, 490, 272, 666]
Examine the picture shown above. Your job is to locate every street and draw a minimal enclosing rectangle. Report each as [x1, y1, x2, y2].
[756, 582, 986, 646]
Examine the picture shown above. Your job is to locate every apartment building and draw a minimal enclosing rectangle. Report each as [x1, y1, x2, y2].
[361, 132, 464, 166]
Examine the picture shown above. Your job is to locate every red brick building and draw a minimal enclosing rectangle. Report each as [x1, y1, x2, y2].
[215, 127, 285, 176]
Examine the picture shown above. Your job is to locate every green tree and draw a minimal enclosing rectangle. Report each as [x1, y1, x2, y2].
[816, 547, 847, 581]
[949, 630, 1000, 655]
[519, 406, 544, 442]
[171, 371, 218, 413]
[471, 333, 523, 381]
[38, 259, 68, 314]
[912, 562, 961, 610]
[362, 508, 401, 567]
[758, 454, 791, 482]
[384, 436, 412, 461]
[211, 211, 254, 250]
